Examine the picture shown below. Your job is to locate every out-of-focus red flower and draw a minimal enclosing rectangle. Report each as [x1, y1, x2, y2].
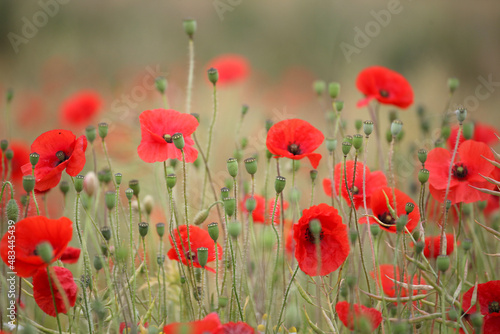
[266, 119, 324, 169]
[21, 130, 87, 192]
[284, 219, 295, 256]
[448, 122, 498, 149]
[207, 54, 250, 86]
[420, 234, 455, 259]
[167, 225, 222, 273]
[0, 140, 30, 184]
[335, 301, 383, 331]
[372, 264, 427, 298]
[163, 312, 221, 334]
[59, 247, 81, 264]
[323, 161, 387, 209]
[137, 109, 198, 163]
[462, 280, 500, 334]
[293, 204, 349, 276]
[361, 187, 420, 233]
[119, 322, 148, 334]
[60, 90, 102, 126]
[426, 140, 496, 205]
[32, 266, 77, 317]
[215, 322, 255, 334]
[0, 216, 73, 277]
[356, 66, 413, 109]
[241, 194, 289, 224]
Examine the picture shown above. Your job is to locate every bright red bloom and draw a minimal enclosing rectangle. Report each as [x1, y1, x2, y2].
[167, 225, 222, 273]
[163, 312, 221, 334]
[421, 234, 455, 259]
[266, 119, 324, 169]
[372, 264, 427, 298]
[0, 140, 30, 184]
[335, 301, 382, 331]
[462, 280, 500, 334]
[207, 54, 250, 86]
[356, 66, 413, 109]
[293, 204, 349, 276]
[0, 216, 73, 277]
[60, 90, 102, 126]
[241, 194, 289, 224]
[323, 161, 387, 209]
[137, 109, 198, 163]
[448, 122, 499, 149]
[426, 140, 496, 205]
[21, 129, 87, 192]
[361, 187, 420, 233]
[215, 322, 255, 334]
[32, 266, 77, 317]
[60, 247, 81, 264]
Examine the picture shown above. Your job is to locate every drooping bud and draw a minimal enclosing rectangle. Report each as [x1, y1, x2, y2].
[98, 168, 112, 184]
[313, 80, 326, 96]
[396, 215, 408, 233]
[349, 229, 358, 245]
[23, 175, 35, 193]
[105, 191, 116, 210]
[244, 157, 257, 175]
[197, 247, 208, 268]
[6, 199, 19, 222]
[183, 18, 197, 39]
[241, 104, 249, 117]
[36, 242, 53, 264]
[415, 241, 425, 254]
[207, 68, 219, 85]
[370, 224, 380, 237]
[328, 82, 340, 99]
[240, 137, 248, 149]
[5, 149, 13, 161]
[98, 122, 108, 139]
[462, 238, 472, 252]
[155, 76, 167, 94]
[227, 158, 238, 177]
[363, 120, 373, 137]
[193, 209, 210, 225]
[354, 119, 363, 132]
[86, 125, 96, 144]
[138, 222, 149, 238]
[275, 176, 286, 194]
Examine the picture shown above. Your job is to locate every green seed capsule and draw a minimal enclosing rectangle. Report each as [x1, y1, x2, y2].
[129, 179, 140, 196]
[223, 197, 236, 217]
[0, 139, 8, 151]
[309, 169, 318, 182]
[370, 224, 380, 237]
[405, 202, 415, 214]
[197, 247, 208, 268]
[138, 222, 149, 238]
[363, 120, 374, 137]
[105, 191, 116, 210]
[183, 18, 197, 38]
[22, 175, 35, 193]
[220, 187, 230, 199]
[59, 181, 70, 195]
[328, 82, 340, 99]
[418, 169, 429, 184]
[125, 188, 134, 201]
[98, 122, 108, 139]
[93, 255, 103, 271]
[441, 125, 451, 140]
[86, 125, 96, 144]
[456, 107, 467, 124]
[415, 241, 425, 254]
[448, 78, 459, 94]
[437, 255, 450, 272]
[227, 158, 238, 178]
[391, 120, 403, 137]
[335, 101, 344, 112]
[341, 141, 352, 156]
[208, 222, 219, 242]
[156, 223, 165, 237]
[352, 134, 363, 150]
[326, 138, 337, 152]
[417, 149, 427, 165]
[155, 76, 167, 94]
[36, 242, 53, 264]
[115, 173, 122, 185]
[355, 119, 363, 132]
[244, 157, 257, 175]
[275, 176, 286, 194]
[245, 196, 257, 212]
[228, 221, 241, 238]
[166, 174, 177, 189]
[101, 226, 112, 241]
[172, 132, 185, 150]
[207, 67, 219, 85]
[29, 152, 39, 166]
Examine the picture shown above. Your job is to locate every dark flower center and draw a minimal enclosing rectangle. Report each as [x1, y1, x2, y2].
[350, 186, 359, 195]
[287, 142, 302, 155]
[304, 228, 324, 244]
[377, 211, 396, 226]
[185, 251, 197, 261]
[379, 89, 390, 98]
[489, 301, 500, 314]
[56, 151, 68, 165]
[163, 134, 173, 143]
[452, 163, 468, 179]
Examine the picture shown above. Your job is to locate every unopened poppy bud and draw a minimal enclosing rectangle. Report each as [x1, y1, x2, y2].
[155, 76, 167, 94]
[218, 296, 228, 308]
[437, 255, 450, 272]
[313, 80, 326, 96]
[363, 120, 374, 137]
[326, 138, 337, 152]
[166, 173, 176, 189]
[101, 226, 112, 241]
[463, 122, 474, 140]
[227, 158, 238, 177]
[29, 152, 39, 167]
[328, 82, 340, 99]
[138, 222, 149, 237]
[74, 175, 84, 193]
[105, 191, 116, 210]
[172, 132, 184, 150]
[36, 242, 53, 264]
[275, 176, 286, 193]
[144, 195, 154, 215]
[335, 101, 344, 112]
[309, 169, 318, 182]
[245, 197, 257, 212]
[22, 175, 35, 193]
[115, 173, 122, 185]
[93, 255, 103, 271]
[396, 215, 407, 233]
[462, 238, 472, 252]
[415, 241, 425, 254]
[240, 137, 248, 149]
[193, 209, 210, 225]
[244, 157, 257, 175]
[405, 202, 415, 214]
[125, 188, 134, 201]
[59, 181, 70, 196]
[448, 78, 459, 94]
[99, 244, 108, 257]
[352, 134, 363, 150]
[83, 172, 98, 197]
[446, 199, 452, 211]
[417, 149, 427, 166]
[207, 67, 218, 85]
[370, 224, 380, 237]
[220, 187, 230, 199]
[223, 197, 236, 217]
[197, 247, 208, 268]
[0, 139, 7, 151]
[5, 149, 13, 160]
[228, 221, 241, 238]
[84, 126, 96, 144]
[208, 222, 219, 242]
[6, 199, 19, 222]
[98, 122, 108, 139]
[309, 219, 321, 237]
[418, 169, 429, 184]
[349, 229, 358, 245]
[129, 179, 140, 196]
[456, 107, 467, 124]
[391, 120, 403, 137]
[183, 18, 196, 38]
[441, 125, 451, 140]
[342, 141, 352, 156]
[470, 312, 483, 331]
[152, 223, 165, 238]
[345, 275, 356, 288]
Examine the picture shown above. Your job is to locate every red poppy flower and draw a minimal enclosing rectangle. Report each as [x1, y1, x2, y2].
[32, 266, 77, 317]
[0, 216, 73, 277]
[372, 264, 427, 298]
[60, 90, 102, 126]
[137, 109, 198, 163]
[215, 322, 255, 334]
[361, 187, 420, 233]
[163, 312, 221, 334]
[335, 301, 382, 331]
[59, 247, 81, 264]
[323, 161, 388, 209]
[293, 204, 349, 276]
[266, 119, 324, 169]
[426, 140, 496, 205]
[167, 225, 223, 273]
[0, 140, 30, 185]
[20, 130, 87, 192]
[448, 122, 498, 149]
[420, 234, 455, 259]
[241, 194, 289, 224]
[462, 280, 500, 334]
[356, 66, 413, 109]
[207, 54, 250, 86]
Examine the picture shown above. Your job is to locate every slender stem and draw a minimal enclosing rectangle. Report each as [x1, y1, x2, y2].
[276, 266, 300, 328]
[185, 38, 194, 114]
[201, 83, 218, 208]
[265, 194, 280, 333]
[128, 198, 137, 324]
[47, 267, 63, 334]
[141, 236, 152, 321]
